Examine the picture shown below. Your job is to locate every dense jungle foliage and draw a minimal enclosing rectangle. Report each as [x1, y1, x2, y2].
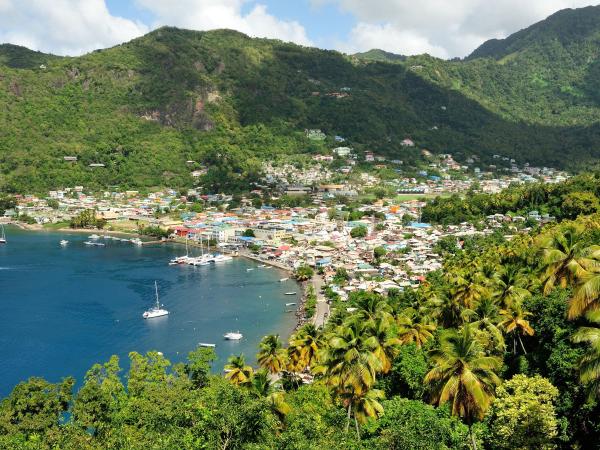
[3, 195, 600, 448]
[422, 172, 600, 224]
[3, 5, 600, 193]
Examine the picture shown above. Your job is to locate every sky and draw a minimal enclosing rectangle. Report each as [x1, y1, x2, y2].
[0, 0, 596, 58]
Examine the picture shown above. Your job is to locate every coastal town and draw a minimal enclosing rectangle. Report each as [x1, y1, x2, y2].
[1, 151, 568, 328]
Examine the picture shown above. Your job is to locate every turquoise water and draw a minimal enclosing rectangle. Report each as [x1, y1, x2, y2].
[0, 226, 299, 396]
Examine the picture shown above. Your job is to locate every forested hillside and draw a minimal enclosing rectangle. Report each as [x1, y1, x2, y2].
[2, 6, 600, 192]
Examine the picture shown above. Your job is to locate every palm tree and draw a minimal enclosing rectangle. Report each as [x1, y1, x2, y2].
[429, 292, 468, 329]
[362, 315, 401, 374]
[468, 297, 505, 355]
[224, 354, 254, 386]
[287, 324, 322, 372]
[572, 310, 600, 401]
[294, 265, 314, 282]
[250, 368, 291, 419]
[499, 301, 534, 354]
[568, 253, 600, 319]
[396, 308, 436, 348]
[354, 292, 394, 325]
[340, 387, 384, 438]
[448, 266, 489, 309]
[537, 223, 594, 295]
[315, 321, 382, 396]
[425, 326, 501, 450]
[257, 334, 286, 374]
[491, 263, 532, 308]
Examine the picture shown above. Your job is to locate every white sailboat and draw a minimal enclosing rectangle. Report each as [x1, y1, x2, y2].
[143, 281, 169, 319]
[0, 224, 6, 244]
[170, 236, 191, 265]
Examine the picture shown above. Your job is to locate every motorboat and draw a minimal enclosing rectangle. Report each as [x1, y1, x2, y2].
[284, 292, 297, 296]
[224, 331, 243, 340]
[0, 224, 6, 244]
[131, 238, 143, 246]
[279, 278, 289, 282]
[198, 343, 216, 348]
[143, 281, 169, 319]
[89, 234, 100, 240]
[60, 240, 69, 246]
[212, 254, 233, 263]
[246, 268, 254, 272]
[285, 302, 297, 306]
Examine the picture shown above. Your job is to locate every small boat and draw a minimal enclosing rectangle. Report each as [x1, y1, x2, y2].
[89, 234, 100, 240]
[131, 238, 143, 246]
[143, 281, 169, 319]
[212, 254, 233, 262]
[84, 241, 105, 246]
[246, 268, 254, 272]
[0, 224, 6, 244]
[279, 278, 289, 282]
[258, 264, 267, 268]
[60, 240, 69, 246]
[224, 331, 243, 340]
[284, 292, 297, 296]
[285, 302, 297, 306]
[198, 343, 216, 348]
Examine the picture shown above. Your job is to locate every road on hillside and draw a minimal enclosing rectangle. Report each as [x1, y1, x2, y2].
[311, 275, 329, 328]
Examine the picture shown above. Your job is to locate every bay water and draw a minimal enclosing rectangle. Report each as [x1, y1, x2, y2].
[0, 226, 299, 396]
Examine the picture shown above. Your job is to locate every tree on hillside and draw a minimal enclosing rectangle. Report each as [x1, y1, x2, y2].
[257, 334, 286, 375]
[294, 265, 314, 282]
[486, 374, 559, 450]
[425, 326, 502, 450]
[350, 225, 367, 238]
[572, 310, 600, 401]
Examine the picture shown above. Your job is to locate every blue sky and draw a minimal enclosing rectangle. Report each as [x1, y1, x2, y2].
[104, 0, 358, 50]
[0, 1, 595, 58]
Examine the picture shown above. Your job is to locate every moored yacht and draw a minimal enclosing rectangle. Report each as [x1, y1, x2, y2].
[143, 281, 169, 319]
[224, 331, 243, 340]
[212, 254, 233, 263]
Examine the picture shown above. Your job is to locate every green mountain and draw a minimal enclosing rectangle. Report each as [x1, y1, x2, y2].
[352, 49, 406, 63]
[2, 6, 600, 192]
[0, 43, 61, 69]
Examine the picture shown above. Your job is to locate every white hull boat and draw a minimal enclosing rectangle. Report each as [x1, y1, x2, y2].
[143, 281, 169, 319]
[224, 331, 243, 340]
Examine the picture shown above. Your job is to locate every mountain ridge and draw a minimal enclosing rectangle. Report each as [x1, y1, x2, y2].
[2, 8, 600, 192]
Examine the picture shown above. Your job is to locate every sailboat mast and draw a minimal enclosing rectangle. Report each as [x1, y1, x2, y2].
[155, 281, 160, 308]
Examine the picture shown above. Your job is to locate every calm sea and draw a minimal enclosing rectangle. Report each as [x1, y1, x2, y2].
[0, 226, 299, 397]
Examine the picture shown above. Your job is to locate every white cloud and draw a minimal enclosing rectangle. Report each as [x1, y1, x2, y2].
[337, 23, 450, 58]
[136, 0, 312, 46]
[0, 0, 148, 56]
[314, 0, 595, 57]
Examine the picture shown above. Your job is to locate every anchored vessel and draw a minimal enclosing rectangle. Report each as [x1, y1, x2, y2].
[223, 331, 243, 340]
[143, 281, 169, 319]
